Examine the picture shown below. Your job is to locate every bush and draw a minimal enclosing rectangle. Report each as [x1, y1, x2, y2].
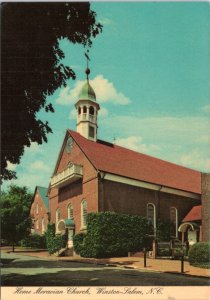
[45, 223, 67, 255]
[73, 233, 86, 255]
[156, 219, 172, 242]
[45, 223, 55, 254]
[158, 248, 172, 257]
[80, 212, 150, 258]
[20, 234, 46, 249]
[188, 242, 210, 266]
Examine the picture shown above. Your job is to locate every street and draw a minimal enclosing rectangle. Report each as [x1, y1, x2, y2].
[1, 252, 209, 286]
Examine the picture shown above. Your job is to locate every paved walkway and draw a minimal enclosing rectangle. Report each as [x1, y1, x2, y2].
[2, 248, 209, 278]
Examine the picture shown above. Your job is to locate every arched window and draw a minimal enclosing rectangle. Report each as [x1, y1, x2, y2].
[68, 204, 73, 219]
[56, 208, 60, 224]
[78, 107, 81, 115]
[41, 218, 45, 234]
[36, 203, 39, 214]
[147, 203, 156, 234]
[170, 207, 178, 238]
[35, 219, 39, 230]
[81, 200, 87, 228]
[83, 106, 87, 113]
[89, 106, 94, 115]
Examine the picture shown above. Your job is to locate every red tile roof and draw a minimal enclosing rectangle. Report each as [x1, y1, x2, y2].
[182, 205, 202, 222]
[69, 130, 201, 194]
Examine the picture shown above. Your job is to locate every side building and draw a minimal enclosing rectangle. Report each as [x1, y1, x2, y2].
[30, 186, 49, 235]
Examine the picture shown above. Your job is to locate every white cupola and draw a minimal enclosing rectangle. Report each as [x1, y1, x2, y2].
[75, 68, 100, 141]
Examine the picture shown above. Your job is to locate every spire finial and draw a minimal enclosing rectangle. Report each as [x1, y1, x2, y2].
[85, 49, 90, 81]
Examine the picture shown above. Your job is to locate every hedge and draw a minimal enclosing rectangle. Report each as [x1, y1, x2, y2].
[75, 212, 151, 258]
[188, 242, 210, 266]
[73, 232, 86, 255]
[156, 219, 172, 242]
[45, 223, 67, 255]
[20, 234, 46, 249]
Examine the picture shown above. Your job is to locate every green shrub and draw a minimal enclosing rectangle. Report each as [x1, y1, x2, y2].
[45, 223, 55, 254]
[73, 233, 86, 255]
[188, 242, 210, 266]
[45, 223, 67, 255]
[20, 234, 46, 249]
[158, 248, 171, 257]
[156, 219, 172, 242]
[80, 212, 150, 258]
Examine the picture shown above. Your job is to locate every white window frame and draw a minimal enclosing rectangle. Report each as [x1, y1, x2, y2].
[81, 200, 87, 229]
[68, 204, 73, 219]
[36, 219, 39, 230]
[41, 218, 45, 234]
[147, 203, 156, 233]
[170, 207, 178, 238]
[56, 208, 61, 232]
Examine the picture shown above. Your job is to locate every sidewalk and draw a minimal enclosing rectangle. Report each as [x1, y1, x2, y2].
[2, 248, 209, 278]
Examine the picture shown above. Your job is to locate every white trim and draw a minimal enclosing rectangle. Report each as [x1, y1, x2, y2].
[147, 202, 156, 231]
[68, 204, 73, 220]
[102, 172, 200, 199]
[178, 222, 198, 233]
[81, 199, 87, 229]
[41, 218, 45, 234]
[170, 207, 178, 238]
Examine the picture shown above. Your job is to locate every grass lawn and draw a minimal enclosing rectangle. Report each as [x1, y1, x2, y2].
[191, 262, 210, 269]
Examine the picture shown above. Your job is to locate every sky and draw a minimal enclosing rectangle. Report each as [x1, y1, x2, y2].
[4, 2, 210, 192]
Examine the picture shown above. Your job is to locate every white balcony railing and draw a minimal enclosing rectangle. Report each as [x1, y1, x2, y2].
[78, 114, 96, 123]
[51, 164, 83, 188]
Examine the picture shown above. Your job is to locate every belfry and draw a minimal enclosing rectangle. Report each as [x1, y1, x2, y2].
[75, 60, 100, 142]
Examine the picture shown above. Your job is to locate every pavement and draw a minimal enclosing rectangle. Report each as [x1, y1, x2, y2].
[1, 247, 209, 279]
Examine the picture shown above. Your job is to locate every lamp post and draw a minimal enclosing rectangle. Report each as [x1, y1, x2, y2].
[143, 247, 147, 268]
[181, 249, 184, 273]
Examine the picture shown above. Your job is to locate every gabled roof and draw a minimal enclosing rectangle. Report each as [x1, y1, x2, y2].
[68, 130, 201, 194]
[182, 205, 201, 222]
[36, 186, 49, 211]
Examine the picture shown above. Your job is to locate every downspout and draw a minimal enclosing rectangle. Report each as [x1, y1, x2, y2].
[98, 171, 105, 212]
[155, 186, 163, 238]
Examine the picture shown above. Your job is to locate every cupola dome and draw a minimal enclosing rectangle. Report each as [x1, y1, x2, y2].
[79, 80, 96, 102]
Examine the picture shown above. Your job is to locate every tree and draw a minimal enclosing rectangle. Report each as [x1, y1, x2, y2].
[0, 185, 33, 251]
[1, 3, 102, 181]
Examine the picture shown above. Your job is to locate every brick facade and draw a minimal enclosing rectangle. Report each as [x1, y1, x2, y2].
[49, 137, 99, 234]
[30, 190, 49, 235]
[47, 131, 206, 246]
[201, 173, 210, 242]
[99, 179, 200, 228]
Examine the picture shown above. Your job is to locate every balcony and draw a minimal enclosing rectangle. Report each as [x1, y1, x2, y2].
[51, 164, 83, 188]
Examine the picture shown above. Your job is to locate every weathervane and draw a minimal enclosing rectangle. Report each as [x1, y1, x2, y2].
[84, 49, 90, 81]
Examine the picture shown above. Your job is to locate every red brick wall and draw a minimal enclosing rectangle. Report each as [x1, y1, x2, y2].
[201, 173, 210, 242]
[99, 179, 200, 225]
[30, 191, 49, 235]
[49, 136, 99, 234]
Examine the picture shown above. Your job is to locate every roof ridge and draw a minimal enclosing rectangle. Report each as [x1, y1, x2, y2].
[69, 129, 200, 174]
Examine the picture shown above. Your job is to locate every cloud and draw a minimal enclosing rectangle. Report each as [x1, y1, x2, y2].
[56, 75, 131, 106]
[29, 160, 50, 172]
[98, 107, 109, 118]
[98, 17, 115, 26]
[102, 114, 209, 172]
[69, 109, 77, 120]
[24, 142, 43, 154]
[103, 115, 209, 145]
[179, 150, 210, 172]
[201, 104, 210, 113]
[116, 136, 160, 155]
[6, 161, 17, 171]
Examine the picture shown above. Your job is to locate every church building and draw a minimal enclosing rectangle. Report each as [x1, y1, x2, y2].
[42, 67, 209, 254]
